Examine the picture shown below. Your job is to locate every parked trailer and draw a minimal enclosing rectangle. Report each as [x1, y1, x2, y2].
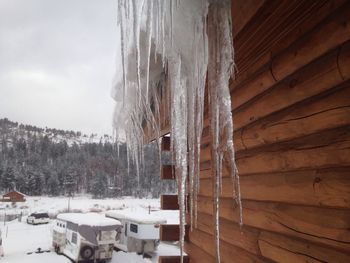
[52, 213, 122, 263]
[105, 210, 166, 255]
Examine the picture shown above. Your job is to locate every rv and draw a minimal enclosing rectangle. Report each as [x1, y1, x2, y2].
[52, 213, 122, 263]
[105, 210, 166, 255]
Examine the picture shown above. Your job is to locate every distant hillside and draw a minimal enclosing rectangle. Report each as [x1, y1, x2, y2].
[0, 118, 113, 147]
[0, 118, 174, 198]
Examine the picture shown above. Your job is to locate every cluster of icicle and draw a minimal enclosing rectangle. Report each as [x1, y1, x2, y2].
[112, 1, 242, 262]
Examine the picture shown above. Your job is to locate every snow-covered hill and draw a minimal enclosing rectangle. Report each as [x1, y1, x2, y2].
[0, 117, 113, 147]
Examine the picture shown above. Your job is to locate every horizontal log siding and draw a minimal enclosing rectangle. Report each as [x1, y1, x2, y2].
[188, 1, 350, 262]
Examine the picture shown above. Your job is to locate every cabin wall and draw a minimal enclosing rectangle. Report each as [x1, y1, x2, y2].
[187, 0, 350, 262]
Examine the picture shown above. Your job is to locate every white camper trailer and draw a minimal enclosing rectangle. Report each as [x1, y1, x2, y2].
[105, 210, 166, 255]
[52, 213, 122, 263]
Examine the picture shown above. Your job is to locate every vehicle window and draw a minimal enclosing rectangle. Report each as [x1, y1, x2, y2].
[124, 223, 127, 236]
[101, 230, 114, 241]
[71, 232, 77, 244]
[37, 213, 48, 219]
[130, 223, 138, 233]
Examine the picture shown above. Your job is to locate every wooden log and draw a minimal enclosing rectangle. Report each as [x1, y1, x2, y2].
[161, 195, 179, 210]
[144, 1, 349, 142]
[203, 40, 350, 150]
[236, 82, 350, 152]
[161, 195, 190, 210]
[258, 231, 350, 263]
[200, 161, 211, 171]
[231, 0, 347, 89]
[231, 0, 280, 82]
[199, 169, 212, 179]
[158, 256, 189, 263]
[234, 1, 301, 73]
[268, 0, 348, 58]
[199, 167, 350, 209]
[189, 228, 265, 262]
[161, 165, 175, 180]
[196, 196, 350, 252]
[234, 0, 339, 82]
[184, 242, 214, 263]
[236, 126, 350, 175]
[231, 0, 265, 38]
[201, 126, 350, 174]
[194, 212, 261, 256]
[338, 39, 350, 79]
[162, 136, 171, 151]
[231, 65, 276, 111]
[234, 48, 344, 131]
[271, 2, 350, 81]
[160, 224, 189, 242]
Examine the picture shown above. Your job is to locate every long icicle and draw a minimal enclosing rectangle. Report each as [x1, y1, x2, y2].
[113, 1, 242, 262]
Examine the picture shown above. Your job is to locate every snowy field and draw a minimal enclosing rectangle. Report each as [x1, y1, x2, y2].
[0, 196, 180, 263]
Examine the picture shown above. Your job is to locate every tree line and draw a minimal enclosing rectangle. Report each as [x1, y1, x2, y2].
[0, 118, 175, 198]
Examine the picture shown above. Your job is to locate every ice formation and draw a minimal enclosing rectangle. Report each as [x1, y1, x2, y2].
[112, 1, 242, 262]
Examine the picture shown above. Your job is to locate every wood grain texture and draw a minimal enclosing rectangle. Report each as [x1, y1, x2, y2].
[235, 82, 350, 152]
[184, 242, 214, 263]
[258, 231, 350, 263]
[189, 228, 265, 263]
[201, 126, 350, 174]
[231, 0, 265, 37]
[196, 196, 350, 252]
[234, 48, 344, 130]
[161, 165, 175, 180]
[271, 1, 350, 81]
[193, 212, 261, 256]
[160, 224, 189, 242]
[143, 0, 350, 261]
[161, 136, 171, 151]
[161, 195, 179, 210]
[199, 167, 350, 209]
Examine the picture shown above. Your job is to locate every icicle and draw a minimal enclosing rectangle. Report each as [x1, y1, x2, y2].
[113, 1, 242, 262]
[145, 1, 153, 100]
[207, 1, 243, 262]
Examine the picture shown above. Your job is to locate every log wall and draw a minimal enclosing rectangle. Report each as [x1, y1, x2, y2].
[150, 1, 350, 262]
[191, 0, 350, 262]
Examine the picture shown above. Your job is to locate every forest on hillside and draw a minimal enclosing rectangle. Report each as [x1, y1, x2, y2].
[0, 118, 175, 198]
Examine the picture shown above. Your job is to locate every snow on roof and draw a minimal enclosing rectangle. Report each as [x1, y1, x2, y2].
[105, 210, 167, 224]
[57, 213, 121, 227]
[3, 190, 26, 197]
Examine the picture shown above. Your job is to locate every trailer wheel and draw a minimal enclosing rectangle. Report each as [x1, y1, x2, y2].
[80, 245, 94, 259]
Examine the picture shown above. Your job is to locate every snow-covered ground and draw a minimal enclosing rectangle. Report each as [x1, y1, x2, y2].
[0, 196, 180, 263]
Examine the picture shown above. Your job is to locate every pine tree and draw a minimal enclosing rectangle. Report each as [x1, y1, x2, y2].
[2, 166, 15, 192]
[91, 173, 108, 199]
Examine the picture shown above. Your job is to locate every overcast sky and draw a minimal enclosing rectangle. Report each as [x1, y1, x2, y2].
[0, 0, 121, 135]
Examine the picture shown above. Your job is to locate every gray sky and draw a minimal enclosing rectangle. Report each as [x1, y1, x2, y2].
[0, 0, 120, 135]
